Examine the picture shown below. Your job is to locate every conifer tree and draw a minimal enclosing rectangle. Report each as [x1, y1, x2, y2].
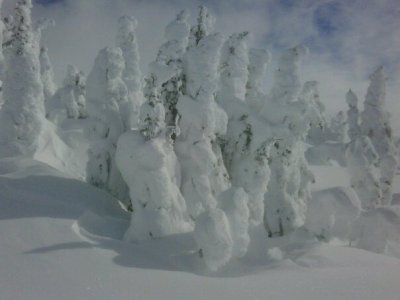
[0, 0, 47, 156]
[47, 65, 87, 123]
[138, 74, 166, 140]
[85, 47, 130, 204]
[360, 67, 398, 205]
[117, 47, 191, 241]
[346, 90, 382, 209]
[39, 46, 56, 104]
[116, 15, 142, 127]
[0, 0, 5, 81]
[218, 33, 271, 226]
[188, 5, 215, 49]
[176, 32, 228, 219]
[330, 111, 346, 143]
[246, 48, 270, 112]
[155, 10, 190, 129]
[260, 46, 312, 236]
[346, 89, 361, 141]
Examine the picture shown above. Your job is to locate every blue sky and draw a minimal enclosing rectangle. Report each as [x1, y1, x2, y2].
[3, 0, 400, 129]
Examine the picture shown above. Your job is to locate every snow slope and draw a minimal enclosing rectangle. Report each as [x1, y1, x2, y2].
[1, 157, 400, 300]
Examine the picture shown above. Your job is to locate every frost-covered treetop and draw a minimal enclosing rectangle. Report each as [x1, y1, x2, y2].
[165, 9, 190, 43]
[116, 15, 141, 93]
[34, 18, 55, 41]
[219, 31, 250, 102]
[63, 65, 83, 87]
[156, 9, 190, 67]
[269, 45, 308, 104]
[5, 0, 34, 55]
[364, 66, 386, 108]
[117, 15, 138, 33]
[86, 47, 125, 104]
[346, 89, 358, 107]
[185, 33, 223, 103]
[188, 5, 215, 48]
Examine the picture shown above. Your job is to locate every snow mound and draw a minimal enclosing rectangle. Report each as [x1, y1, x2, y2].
[351, 206, 400, 257]
[305, 142, 346, 166]
[305, 187, 361, 241]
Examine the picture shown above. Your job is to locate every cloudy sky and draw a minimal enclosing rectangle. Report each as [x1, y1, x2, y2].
[2, 0, 400, 130]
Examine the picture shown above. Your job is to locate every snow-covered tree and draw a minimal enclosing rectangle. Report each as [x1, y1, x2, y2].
[297, 81, 329, 145]
[176, 32, 228, 219]
[138, 74, 166, 140]
[2, 15, 14, 46]
[0, 0, 5, 81]
[0, 0, 47, 156]
[218, 31, 249, 109]
[156, 10, 191, 129]
[346, 89, 360, 141]
[116, 128, 192, 241]
[360, 67, 398, 205]
[346, 135, 382, 209]
[117, 52, 191, 241]
[260, 46, 312, 237]
[217, 32, 271, 226]
[47, 65, 87, 123]
[85, 47, 130, 203]
[330, 111, 346, 143]
[39, 46, 56, 104]
[116, 15, 142, 128]
[346, 89, 382, 209]
[246, 48, 270, 112]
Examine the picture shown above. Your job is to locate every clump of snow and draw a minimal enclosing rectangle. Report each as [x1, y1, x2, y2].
[194, 207, 233, 271]
[218, 187, 250, 258]
[268, 247, 285, 261]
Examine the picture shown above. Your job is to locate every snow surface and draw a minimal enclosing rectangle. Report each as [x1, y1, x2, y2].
[1, 157, 400, 300]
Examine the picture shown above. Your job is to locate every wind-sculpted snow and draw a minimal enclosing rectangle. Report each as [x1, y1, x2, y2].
[1, 157, 400, 299]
